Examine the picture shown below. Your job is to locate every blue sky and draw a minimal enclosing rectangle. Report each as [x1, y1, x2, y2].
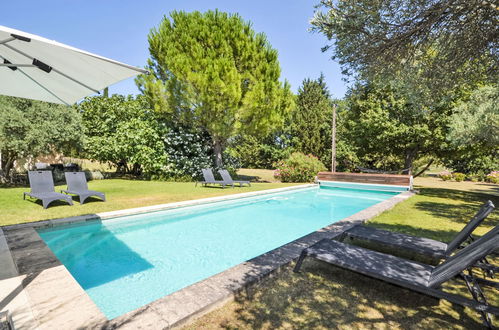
[2, 1, 348, 98]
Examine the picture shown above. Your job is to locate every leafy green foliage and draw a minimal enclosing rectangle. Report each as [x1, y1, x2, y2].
[438, 170, 453, 181]
[163, 127, 212, 179]
[443, 149, 497, 176]
[137, 10, 294, 166]
[442, 85, 498, 175]
[0, 96, 83, 179]
[487, 171, 499, 184]
[227, 134, 292, 169]
[78, 95, 167, 176]
[291, 74, 333, 167]
[274, 152, 326, 183]
[343, 83, 449, 174]
[453, 172, 466, 182]
[311, 0, 497, 96]
[448, 85, 498, 148]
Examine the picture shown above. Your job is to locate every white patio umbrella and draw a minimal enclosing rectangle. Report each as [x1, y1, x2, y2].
[0, 25, 147, 105]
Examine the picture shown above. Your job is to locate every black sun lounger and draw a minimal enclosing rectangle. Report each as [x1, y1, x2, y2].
[294, 225, 499, 328]
[196, 168, 233, 188]
[24, 171, 73, 209]
[340, 200, 495, 260]
[218, 169, 251, 187]
[62, 172, 106, 204]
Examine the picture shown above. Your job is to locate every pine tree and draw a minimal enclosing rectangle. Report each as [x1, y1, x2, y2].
[292, 74, 332, 164]
[137, 10, 294, 167]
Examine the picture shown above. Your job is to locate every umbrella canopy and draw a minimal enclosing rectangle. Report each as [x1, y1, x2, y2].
[0, 25, 147, 105]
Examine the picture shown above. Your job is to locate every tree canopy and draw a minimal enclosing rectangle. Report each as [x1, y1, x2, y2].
[78, 95, 166, 176]
[442, 85, 499, 174]
[137, 10, 294, 166]
[0, 96, 83, 179]
[448, 85, 499, 149]
[311, 0, 498, 95]
[343, 82, 450, 174]
[291, 74, 333, 166]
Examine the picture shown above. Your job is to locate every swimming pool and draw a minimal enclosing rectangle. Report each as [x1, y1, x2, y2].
[38, 185, 398, 319]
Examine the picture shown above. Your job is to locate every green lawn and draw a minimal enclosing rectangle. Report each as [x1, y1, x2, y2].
[2, 172, 498, 327]
[0, 179, 298, 226]
[184, 177, 499, 329]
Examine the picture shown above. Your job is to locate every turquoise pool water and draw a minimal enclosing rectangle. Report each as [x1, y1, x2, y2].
[38, 186, 397, 319]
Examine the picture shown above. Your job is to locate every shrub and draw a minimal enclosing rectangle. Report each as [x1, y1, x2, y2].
[486, 171, 499, 184]
[467, 174, 479, 182]
[163, 128, 212, 179]
[453, 172, 466, 182]
[227, 135, 291, 169]
[439, 170, 453, 181]
[274, 152, 326, 183]
[84, 170, 105, 181]
[443, 151, 498, 175]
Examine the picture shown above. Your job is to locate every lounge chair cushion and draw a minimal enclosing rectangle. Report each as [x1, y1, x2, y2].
[344, 225, 448, 259]
[304, 239, 433, 287]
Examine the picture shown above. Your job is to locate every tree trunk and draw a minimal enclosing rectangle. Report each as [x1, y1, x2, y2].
[213, 139, 223, 168]
[402, 148, 418, 175]
[4, 159, 13, 179]
[413, 159, 434, 178]
[1, 151, 15, 179]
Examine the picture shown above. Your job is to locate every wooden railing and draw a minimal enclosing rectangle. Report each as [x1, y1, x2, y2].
[317, 172, 412, 187]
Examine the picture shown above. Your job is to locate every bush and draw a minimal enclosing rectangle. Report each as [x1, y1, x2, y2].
[163, 127, 213, 179]
[274, 152, 326, 183]
[52, 168, 66, 183]
[486, 171, 499, 184]
[467, 174, 479, 182]
[439, 170, 453, 181]
[443, 151, 498, 175]
[453, 172, 466, 182]
[227, 135, 291, 169]
[84, 170, 105, 181]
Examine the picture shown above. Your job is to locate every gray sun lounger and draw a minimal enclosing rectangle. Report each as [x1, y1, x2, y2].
[196, 168, 233, 188]
[218, 169, 251, 187]
[294, 225, 499, 328]
[61, 172, 106, 204]
[340, 200, 495, 260]
[23, 171, 73, 209]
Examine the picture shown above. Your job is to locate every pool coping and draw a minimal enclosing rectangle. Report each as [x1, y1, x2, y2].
[0, 185, 414, 329]
[2, 184, 316, 231]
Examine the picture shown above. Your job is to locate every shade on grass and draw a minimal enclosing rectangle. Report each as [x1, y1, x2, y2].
[184, 178, 499, 329]
[0, 179, 298, 226]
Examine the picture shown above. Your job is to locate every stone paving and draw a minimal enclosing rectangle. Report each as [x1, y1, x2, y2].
[0, 186, 414, 329]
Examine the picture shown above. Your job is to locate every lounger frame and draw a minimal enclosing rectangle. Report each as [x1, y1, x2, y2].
[294, 227, 499, 328]
[340, 200, 495, 260]
[196, 168, 234, 188]
[61, 172, 106, 204]
[218, 169, 251, 187]
[24, 171, 73, 209]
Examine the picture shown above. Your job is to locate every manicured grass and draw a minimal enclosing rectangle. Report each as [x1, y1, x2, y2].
[0, 179, 298, 227]
[184, 177, 498, 329]
[368, 176, 499, 241]
[237, 168, 279, 183]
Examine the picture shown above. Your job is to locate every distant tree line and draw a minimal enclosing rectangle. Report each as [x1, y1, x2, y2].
[0, 6, 496, 183]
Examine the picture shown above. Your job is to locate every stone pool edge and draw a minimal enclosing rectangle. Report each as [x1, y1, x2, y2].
[0, 187, 414, 329]
[3, 184, 316, 231]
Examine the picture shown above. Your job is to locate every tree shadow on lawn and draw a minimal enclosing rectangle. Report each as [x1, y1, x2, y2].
[413, 187, 498, 226]
[220, 261, 484, 329]
[236, 174, 271, 183]
[24, 198, 73, 209]
[24, 195, 104, 208]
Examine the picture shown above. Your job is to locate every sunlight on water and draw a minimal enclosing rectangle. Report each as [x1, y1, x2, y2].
[38, 186, 397, 319]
